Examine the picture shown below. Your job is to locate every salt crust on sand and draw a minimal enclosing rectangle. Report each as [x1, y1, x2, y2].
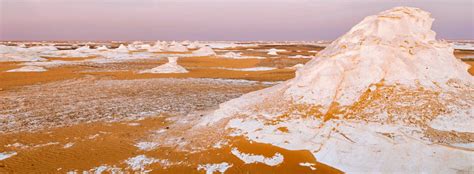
[135, 142, 159, 151]
[6, 65, 47, 72]
[299, 162, 317, 170]
[125, 155, 157, 172]
[221, 52, 265, 59]
[197, 162, 233, 174]
[230, 148, 284, 166]
[217, 67, 276, 72]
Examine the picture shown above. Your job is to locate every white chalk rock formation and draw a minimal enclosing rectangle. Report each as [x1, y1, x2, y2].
[186, 42, 199, 49]
[267, 48, 285, 56]
[43, 50, 90, 58]
[453, 43, 474, 51]
[139, 57, 188, 74]
[148, 46, 162, 53]
[166, 44, 189, 52]
[138, 44, 151, 50]
[40, 45, 97, 58]
[192, 46, 216, 56]
[267, 48, 279, 55]
[115, 44, 129, 53]
[148, 41, 164, 53]
[222, 52, 242, 58]
[7, 65, 47, 72]
[75, 46, 93, 53]
[202, 7, 474, 173]
[288, 55, 314, 59]
[96, 46, 108, 51]
[221, 52, 265, 59]
[93, 44, 146, 60]
[127, 45, 139, 52]
[28, 46, 58, 53]
[0, 45, 46, 62]
[181, 40, 191, 45]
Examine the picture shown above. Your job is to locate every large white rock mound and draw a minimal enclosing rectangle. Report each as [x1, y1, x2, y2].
[201, 7, 474, 173]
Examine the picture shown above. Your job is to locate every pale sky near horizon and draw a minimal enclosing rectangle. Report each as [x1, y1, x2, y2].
[0, 0, 473, 41]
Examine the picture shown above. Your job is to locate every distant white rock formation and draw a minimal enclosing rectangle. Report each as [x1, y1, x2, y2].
[192, 46, 216, 56]
[139, 57, 188, 73]
[0, 45, 46, 62]
[452, 43, 474, 51]
[138, 44, 151, 50]
[222, 52, 242, 58]
[127, 45, 139, 52]
[75, 46, 97, 54]
[148, 41, 164, 53]
[115, 44, 130, 53]
[287, 55, 314, 59]
[267, 48, 278, 55]
[166, 44, 188, 52]
[39, 45, 97, 58]
[221, 52, 265, 59]
[96, 46, 108, 51]
[186, 42, 199, 49]
[27, 46, 58, 53]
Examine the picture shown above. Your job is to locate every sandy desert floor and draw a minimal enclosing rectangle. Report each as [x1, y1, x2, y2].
[0, 43, 472, 173]
[0, 43, 344, 173]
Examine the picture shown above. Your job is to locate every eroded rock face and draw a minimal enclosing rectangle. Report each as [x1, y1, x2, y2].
[201, 7, 474, 173]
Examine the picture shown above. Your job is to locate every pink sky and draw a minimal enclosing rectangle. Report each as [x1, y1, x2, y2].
[0, 0, 473, 41]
